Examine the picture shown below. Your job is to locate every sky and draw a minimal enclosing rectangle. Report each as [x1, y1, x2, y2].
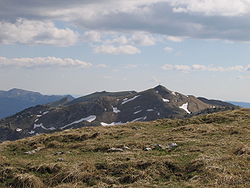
[0, 0, 250, 102]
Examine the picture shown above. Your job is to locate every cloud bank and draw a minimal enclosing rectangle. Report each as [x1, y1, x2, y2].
[94, 45, 141, 55]
[1, 0, 250, 46]
[0, 19, 79, 46]
[162, 64, 250, 72]
[0, 56, 92, 68]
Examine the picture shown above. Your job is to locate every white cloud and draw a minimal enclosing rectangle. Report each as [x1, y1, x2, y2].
[131, 32, 156, 46]
[0, 18, 79, 46]
[165, 36, 184, 42]
[1, 0, 250, 45]
[106, 35, 129, 45]
[169, 0, 250, 16]
[94, 45, 141, 55]
[124, 64, 138, 69]
[162, 64, 250, 72]
[164, 47, 174, 53]
[88, 31, 156, 47]
[96, 64, 108, 68]
[83, 30, 101, 42]
[0, 56, 92, 68]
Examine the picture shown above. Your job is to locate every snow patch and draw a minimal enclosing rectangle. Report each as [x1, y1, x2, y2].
[172, 91, 176, 96]
[28, 130, 35, 134]
[131, 116, 147, 122]
[112, 106, 120, 113]
[42, 111, 49, 115]
[179, 103, 191, 114]
[101, 122, 123, 126]
[122, 95, 140, 105]
[156, 90, 159, 94]
[147, 109, 154, 112]
[133, 110, 142, 114]
[48, 127, 56, 131]
[34, 119, 39, 122]
[61, 115, 96, 129]
[34, 123, 48, 130]
[162, 98, 170, 102]
[157, 112, 160, 116]
[16, 128, 22, 132]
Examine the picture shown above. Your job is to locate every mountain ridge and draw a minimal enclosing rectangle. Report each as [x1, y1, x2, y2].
[0, 85, 236, 142]
[0, 88, 74, 119]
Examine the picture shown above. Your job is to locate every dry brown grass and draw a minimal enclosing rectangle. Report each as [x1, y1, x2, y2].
[10, 174, 44, 188]
[0, 109, 249, 188]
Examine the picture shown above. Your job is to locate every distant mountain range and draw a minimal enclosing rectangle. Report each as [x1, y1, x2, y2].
[0, 88, 73, 119]
[0, 85, 236, 142]
[228, 101, 250, 108]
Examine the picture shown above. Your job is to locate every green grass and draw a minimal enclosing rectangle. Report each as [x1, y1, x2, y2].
[0, 109, 249, 187]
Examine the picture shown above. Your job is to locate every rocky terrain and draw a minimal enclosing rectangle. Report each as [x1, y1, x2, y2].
[0, 88, 73, 119]
[0, 109, 249, 188]
[0, 85, 236, 142]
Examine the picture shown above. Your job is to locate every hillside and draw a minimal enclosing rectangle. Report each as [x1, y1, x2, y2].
[0, 85, 236, 142]
[0, 109, 249, 188]
[0, 88, 73, 119]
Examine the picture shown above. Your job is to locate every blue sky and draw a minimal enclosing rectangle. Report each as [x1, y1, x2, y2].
[0, 0, 250, 102]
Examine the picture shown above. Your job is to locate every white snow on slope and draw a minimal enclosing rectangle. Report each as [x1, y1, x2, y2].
[61, 115, 96, 129]
[147, 109, 154, 112]
[122, 95, 140, 105]
[172, 91, 176, 96]
[42, 111, 49, 115]
[131, 116, 147, 122]
[34, 123, 48, 130]
[112, 106, 120, 113]
[28, 130, 35, 134]
[133, 110, 142, 114]
[48, 127, 56, 130]
[179, 103, 191, 114]
[101, 122, 123, 126]
[16, 128, 22, 132]
[162, 98, 170, 102]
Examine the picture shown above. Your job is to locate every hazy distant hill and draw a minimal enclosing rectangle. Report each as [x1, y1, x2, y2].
[0, 88, 73, 119]
[228, 101, 250, 108]
[0, 85, 236, 142]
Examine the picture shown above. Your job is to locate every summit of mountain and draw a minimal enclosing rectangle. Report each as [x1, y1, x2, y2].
[0, 85, 236, 142]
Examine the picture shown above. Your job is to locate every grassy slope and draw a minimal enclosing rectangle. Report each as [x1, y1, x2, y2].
[0, 109, 249, 188]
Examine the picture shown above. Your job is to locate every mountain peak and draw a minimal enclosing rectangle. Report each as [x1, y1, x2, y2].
[153, 85, 171, 92]
[7, 88, 40, 96]
[154, 85, 166, 90]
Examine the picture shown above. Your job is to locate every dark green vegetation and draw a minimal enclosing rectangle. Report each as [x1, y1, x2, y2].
[0, 109, 249, 187]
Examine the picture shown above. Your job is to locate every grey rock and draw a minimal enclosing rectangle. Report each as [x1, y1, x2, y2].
[122, 146, 130, 150]
[57, 158, 64, 162]
[167, 143, 178, 149]
[107, 147, 124, 152]
[144, 147, 152, 151]
[54, 151, 64, 155]
[152, 144, 165, 150]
